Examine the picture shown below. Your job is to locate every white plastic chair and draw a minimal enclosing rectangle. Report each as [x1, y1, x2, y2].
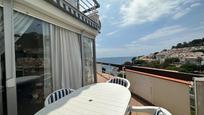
[107, 77, 130, 89]
[127, 106, 172, 115]
[44, 88, 74, 106]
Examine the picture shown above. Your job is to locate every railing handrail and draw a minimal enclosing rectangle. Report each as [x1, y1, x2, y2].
[97, 62, 204, 81]
[45, 0, 101, 31]
[79, 0, 100, 13]
[97, 62, 122, 68]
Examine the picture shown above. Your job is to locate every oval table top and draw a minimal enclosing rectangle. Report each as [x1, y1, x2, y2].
[35, 83, 131, 115]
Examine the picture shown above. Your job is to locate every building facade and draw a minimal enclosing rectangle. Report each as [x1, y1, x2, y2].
[0, 0, 100, 115]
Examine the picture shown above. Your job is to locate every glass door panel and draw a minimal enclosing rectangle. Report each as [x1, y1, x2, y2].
[0, 7, 6, 115]
[14, 11, 52, 115]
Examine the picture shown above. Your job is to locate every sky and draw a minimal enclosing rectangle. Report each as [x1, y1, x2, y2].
[96, 0, 204, 58]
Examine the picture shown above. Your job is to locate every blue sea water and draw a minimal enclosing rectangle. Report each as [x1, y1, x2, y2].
[97, 57, 133, 65]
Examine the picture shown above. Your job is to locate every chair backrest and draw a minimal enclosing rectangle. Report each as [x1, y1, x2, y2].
[107, 77, 130, 89]
[154, 108, 165, 115]
[154, 107, 172, 115]
[129, 106, 172, 115]
[44, 88, 74, 106]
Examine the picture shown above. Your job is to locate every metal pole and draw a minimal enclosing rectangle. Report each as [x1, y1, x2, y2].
[122, 66, 125, 78]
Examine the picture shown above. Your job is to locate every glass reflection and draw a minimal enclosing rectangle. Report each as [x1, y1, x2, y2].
[14, 12, 52, 115]
[0, 7, 6, 115]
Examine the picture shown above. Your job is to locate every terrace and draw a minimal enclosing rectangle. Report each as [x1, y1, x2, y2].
[96, 72, 151, 107]
[1, 0, 204, 115]
[96, 62, 204, 115]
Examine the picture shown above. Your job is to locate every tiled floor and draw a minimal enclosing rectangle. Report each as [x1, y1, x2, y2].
[96, 72, 113, 83]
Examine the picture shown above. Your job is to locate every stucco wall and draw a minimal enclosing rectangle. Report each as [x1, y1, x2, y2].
[126, 70, 191, 115]
[96, 64, 102, 73]
[14, 0, 97, 38]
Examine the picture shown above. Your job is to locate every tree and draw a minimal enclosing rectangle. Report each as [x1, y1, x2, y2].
[179, 64, 199, 73]
[123, 61, 132, 66]
[132, 60, 147, 66]
[183, 42, 188, 47]
[176, 43, 183, 48]
[143, 61, 160, 68]
[171, 37, 204, 48]
[131, 57, 137, 64]
[164, 58, 180, 64]
[166, 65, 179, 71]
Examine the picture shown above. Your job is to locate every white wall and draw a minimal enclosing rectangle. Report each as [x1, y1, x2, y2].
[126, 70, 191, 115]
[96, 64, 102, 73]
[14, 0, 97, 38]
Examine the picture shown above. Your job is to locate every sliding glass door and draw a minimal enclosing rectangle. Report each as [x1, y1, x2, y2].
[14, 11, 52, 115]
[0, 7, 6, 115]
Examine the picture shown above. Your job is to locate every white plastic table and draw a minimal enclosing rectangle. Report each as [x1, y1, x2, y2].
[35, 83, 131, 115]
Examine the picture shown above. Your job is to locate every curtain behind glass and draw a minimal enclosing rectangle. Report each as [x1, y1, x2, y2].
[14, 12, 34, 39]
[51, 25, 82, 90]
[0, 12, 33, 55]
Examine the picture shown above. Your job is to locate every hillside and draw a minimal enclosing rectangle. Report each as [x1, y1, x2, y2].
[130, 38, 204, 74]
[172, 38, 204, 49]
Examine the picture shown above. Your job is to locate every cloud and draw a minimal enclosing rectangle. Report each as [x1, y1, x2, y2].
[119, 0, 199, 26]
[96, 43, 100, 48]
[173, 8, 191, 20]
[122, 24, 204, 57]
[97, 24, 204, 58]
[96, 47, 146, 58]
[100, 15, 107, 21]
[128, 25, 200, 45]
[105, 4, 111, 9]
[191, 2, 202, 7]
[139, 25, 186, 41]
[173, 2, 202, 20]
[106, 31, 117, 36]
[97, 28, 204, 58]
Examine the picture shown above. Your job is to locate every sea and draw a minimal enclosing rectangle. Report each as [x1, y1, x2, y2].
[96, 57, 132, 75]
[96, 57, 133, 65]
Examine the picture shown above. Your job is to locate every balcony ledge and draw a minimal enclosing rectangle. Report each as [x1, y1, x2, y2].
[45, 0, 101, 31]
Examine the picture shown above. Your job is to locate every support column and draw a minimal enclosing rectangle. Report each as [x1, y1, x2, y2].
[3, 0, 17, 115]
[93, 39, 97, 83]
[80, 31, 85, 86]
